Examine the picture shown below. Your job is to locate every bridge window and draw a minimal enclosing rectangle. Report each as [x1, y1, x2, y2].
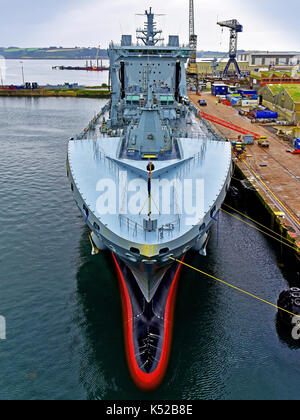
[159, 248, 170, 255]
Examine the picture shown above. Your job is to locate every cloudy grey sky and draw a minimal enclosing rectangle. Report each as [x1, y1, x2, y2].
[0, 0, 299, 51]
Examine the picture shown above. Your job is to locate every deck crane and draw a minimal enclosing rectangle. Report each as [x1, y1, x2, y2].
[187, 0, 199, 93]
[217, 19, 243, 78]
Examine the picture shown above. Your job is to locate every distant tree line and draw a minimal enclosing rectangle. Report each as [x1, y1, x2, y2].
[0, 47, 246, 60]
[0, 47, 109, 60]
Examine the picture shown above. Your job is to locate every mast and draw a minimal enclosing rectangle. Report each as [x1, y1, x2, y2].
[136, 8, 164, 46]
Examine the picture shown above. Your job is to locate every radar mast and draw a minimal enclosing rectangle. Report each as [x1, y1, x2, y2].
[136, 7, 164, 46]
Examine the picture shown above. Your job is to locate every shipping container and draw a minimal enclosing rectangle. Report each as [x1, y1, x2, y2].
[243, 135, 254, 145]
[241, 99, 259, 107]
[231, 98, 241, 105]
[212, 84, 229, 96]
[238, 89, 257, 96]
[254, 110, 278, 119]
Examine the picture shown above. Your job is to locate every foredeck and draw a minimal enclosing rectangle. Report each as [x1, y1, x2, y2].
[68, 123, 231, 246]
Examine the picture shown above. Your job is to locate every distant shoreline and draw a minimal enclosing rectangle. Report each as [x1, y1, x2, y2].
[0, 88, 110, 99]
[0, 47, 109, 61]
[0, 47, 231, 61]
[1, 58, 109, 60]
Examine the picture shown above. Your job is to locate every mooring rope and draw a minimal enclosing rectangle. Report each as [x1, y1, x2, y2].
[169, 257, 299, 318]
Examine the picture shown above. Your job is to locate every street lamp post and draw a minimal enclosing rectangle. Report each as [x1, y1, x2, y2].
[0, 66, 3, 87]
[20, 61, 25, 86]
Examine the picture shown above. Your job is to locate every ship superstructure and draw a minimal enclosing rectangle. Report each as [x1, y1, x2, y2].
[67, 8, 232, 390]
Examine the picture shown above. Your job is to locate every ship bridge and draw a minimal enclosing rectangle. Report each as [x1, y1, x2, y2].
[108, 8, 190, 128]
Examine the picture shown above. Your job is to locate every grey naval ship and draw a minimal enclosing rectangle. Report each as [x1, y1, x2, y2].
[67, 8, 232, 391]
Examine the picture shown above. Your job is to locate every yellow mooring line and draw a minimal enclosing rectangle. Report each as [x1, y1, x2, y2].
[223, 203, 297, 248]
[168, 200, 299, 318]
[221, 208, 297, 252]
[169, 257, 299, 319]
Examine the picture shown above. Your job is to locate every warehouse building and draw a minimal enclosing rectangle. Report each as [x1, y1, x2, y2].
[259, 84, 284, 107]
[259, 84, 300, 124]
[237, 51, 300, 67]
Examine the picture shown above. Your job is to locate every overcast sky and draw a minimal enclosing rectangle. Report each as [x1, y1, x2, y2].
[0, 0, 299, 51]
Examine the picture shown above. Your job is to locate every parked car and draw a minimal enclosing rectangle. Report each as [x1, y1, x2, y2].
[258, 137, 270, 148]
[198, 100, 207, 107]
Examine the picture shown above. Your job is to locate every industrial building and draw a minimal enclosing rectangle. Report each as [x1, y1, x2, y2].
[196, 53, 300, 79]
[237, 51, 300, 67]
[259, 84, 300, 124]
[196, 60, 250, 76]
[250, 70, 300, 88]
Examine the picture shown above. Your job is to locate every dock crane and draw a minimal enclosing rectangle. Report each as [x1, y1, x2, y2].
[187, 0, 199, 93]
[217, 19, 243, 77]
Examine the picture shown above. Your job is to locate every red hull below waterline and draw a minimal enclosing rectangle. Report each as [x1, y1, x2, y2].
[112, 253, 184, 391]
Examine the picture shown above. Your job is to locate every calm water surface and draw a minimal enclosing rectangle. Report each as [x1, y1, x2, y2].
[1, 59, 109, 86]
[0, 96, 299, 400]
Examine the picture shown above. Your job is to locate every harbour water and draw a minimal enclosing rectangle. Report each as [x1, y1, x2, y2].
[0, 73, 299, 400]
[0, 59, 109, 87]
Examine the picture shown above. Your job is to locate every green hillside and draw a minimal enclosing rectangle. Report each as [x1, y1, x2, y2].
[0, 47, 108, 60]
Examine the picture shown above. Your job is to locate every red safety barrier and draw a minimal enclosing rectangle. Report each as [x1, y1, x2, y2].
[198, 110, 261, 139]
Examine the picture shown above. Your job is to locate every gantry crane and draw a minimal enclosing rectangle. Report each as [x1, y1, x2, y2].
[217, 19, 243, 77]
[187, 0, 199, 93]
